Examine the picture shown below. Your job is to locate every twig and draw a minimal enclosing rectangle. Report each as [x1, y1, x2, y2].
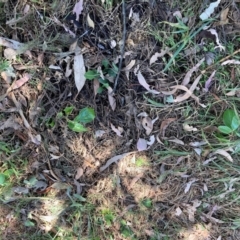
[203, 47, 240, 73]
[113, 0, 126, 92]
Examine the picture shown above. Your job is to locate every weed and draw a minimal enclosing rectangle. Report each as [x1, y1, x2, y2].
[101, 209, 115, 226]
[218, 109, 240, 135]
[85, 59, 118, 93]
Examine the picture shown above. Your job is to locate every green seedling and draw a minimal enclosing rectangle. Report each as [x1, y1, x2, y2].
[67, 107, 95, 133]
[0, 142, 11, 154]
[48, 106, 95, 132]
[120, 220, 136, 239]
[0, 173, 6, 186]
[101, 209, 115, 226]
[141, 198, 152, 208]
[135, 157, 149, 167]
[218, 109, 240, 135]
[85, 59, 118, 94]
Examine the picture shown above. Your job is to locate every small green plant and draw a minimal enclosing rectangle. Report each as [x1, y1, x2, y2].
[46, 106, 95, 132]
[141, 198, 152, 208]
[135, 157, 149, 167]
[218, 109, 240, 135]
[101, 209, 115, 226]
[85, 59, 118, 94]
[0, 59, 10, 72]
[120, 220, 136, 239]
[67, 107, 95, 133]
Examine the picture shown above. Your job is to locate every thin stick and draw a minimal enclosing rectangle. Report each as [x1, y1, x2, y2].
[113, 0, 126, 92]
[203, 48, 240, 73]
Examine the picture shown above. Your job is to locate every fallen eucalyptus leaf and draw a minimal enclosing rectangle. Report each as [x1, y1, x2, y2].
[100, 153, 130, 172]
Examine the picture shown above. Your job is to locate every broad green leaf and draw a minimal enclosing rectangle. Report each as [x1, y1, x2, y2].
[64, 106, 74, 116]
[74, 107, 95, 124]
[3, 169, 14, 177]
[0, 174, 6, 186]
[97, 86, 104, 94]
[46, 118, 55, 128]
[231, 116, 240, 131]
[98, 78, 109, 88]
[102, 59, 109, 68]
[84, 70, 99, 80]
[223, 109, 236, 128]
[24, 220, 35, 227]
[56, 111, 63, 119]
[120, 221, 134, 238]
[143, 95, 165, 107]
[166, 95, 174, 103]
[24, 176, 37, 187]
[218, 126, 233, 134]
[73, 194, 86, 202]
[108, 64, 118, 77]
[142, 198, 152, 208]
[68, 121, 88, 132]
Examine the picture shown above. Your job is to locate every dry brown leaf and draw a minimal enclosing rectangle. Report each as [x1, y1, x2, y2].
[128, 173, 144, 190]
[52, 17, 76, 38]
[203, 156, 217, 165]
[147, 135, 155, 145]
[214, 149, 233, 162]
[182, 58, 204, 86]
[0, 37, 25, 51]
[97, 66, 105, 80]
[110, 40, 116, 49]
[225, 89, 238, 96]
[207, 29, 225, 51]
[0, 116, 21, 130]
[23, 4, 30, 15]
[74, 46, 86, 93]
[11, 73, 31, 90]
[189, 141, 207, 147]
[149, 50, 168, 65]
[137, 138, 147, 151]
[74, 179, 83, 194]
[4, 48, 17, 60]
[168, 138, 185, 145]
[172, 85, 193, 102]
[145, 229, 155, 237]
[107, 87, 116, 110]
[137, 112, 148, 117]
[187, 200, 201, 222]
[137, 136, 155, 151]
[136, 69, 160, 94]
[87, 14, 95, 29]
[160, 118, 176, 137]
[169, 79, 206, 107]
[65, 56, 72, 77]
[221, 59, 240, 65]
[111, 123, 123, 137]
[185, 178, 198, 193]
[75, 167, 84, 180]
[51, 182, 69, 190]
[94, 130, 106, 138]
[73, 0, 83, 21]
[49, 65, 61, 70]
[142, 117, 153, 135]
[220, 7, 229, 24]
[100, 153, 130, 172]
[122, 60, 136, 71]
[175, 207, 183, 216]
[93, 79, 100, 96]
[183, 123, 198, 132]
